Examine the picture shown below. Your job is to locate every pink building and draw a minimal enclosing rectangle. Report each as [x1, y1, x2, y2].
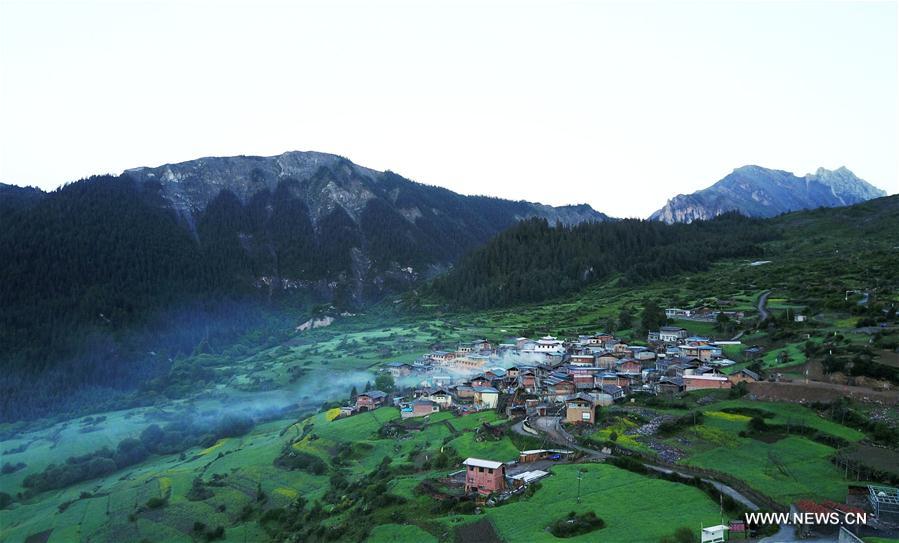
[463, 458, 506, 495]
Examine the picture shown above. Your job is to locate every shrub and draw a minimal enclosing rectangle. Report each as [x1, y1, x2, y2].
[274, 447, 327, 474]
[607, 455, 647, 474]
[748, 416, 768, 432]
[548, 511, 606, 538]
[1, 462, 25, 474]
[145, 496, 167, 509]
[659, 412, 703, 435]
[186, 477, 214, 501]
[204, 526, 225, 541]
[674, 526, 696, 542]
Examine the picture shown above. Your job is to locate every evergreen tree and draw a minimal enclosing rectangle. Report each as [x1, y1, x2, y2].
[374, 373, 395, 393]
[640, 300, 667, 334]
[604, 317, 617, 334]
[618, 308, 634, 330]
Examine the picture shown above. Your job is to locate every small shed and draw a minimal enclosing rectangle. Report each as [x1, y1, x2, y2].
[700, 524, 728, 543]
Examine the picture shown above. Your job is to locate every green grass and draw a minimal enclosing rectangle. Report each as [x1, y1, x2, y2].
[478, 464, 728, 543]
[0, 418, 315, 543]
[760, 340, 818, 369]
[646, 399, 869, 505]
[700, 399, 865, 442]
[681, 436, 847, 505]
[446, 433, 519, 461]
[668, 318, 719, 338]
[366, 523, 438, 543]
[450, 410, 505, 431]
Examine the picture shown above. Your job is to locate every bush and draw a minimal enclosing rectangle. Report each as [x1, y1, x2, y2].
[274, 447, 327, 475]
[548, 511, 606, 538]
[673, 526, 696, 543]
[204, 526, 225, 541]
[186, 477, 214, 501]
[1, 462, 25, 474]
[748, 416, 768, 432]
[145, 496, 167, 509]
[729, 381, 748, 398]
[114, 438, 149, 467]
[607, 455, 647, 474]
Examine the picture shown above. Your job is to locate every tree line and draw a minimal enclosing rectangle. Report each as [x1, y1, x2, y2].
[430, 213, 778, 308]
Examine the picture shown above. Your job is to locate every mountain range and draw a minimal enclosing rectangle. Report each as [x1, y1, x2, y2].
[650, 165, 886, 223]
[3, 151, 609, 307]
[0, 150, 892, 420]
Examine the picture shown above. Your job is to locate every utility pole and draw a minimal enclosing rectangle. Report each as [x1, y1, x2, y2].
[719, 492, 724, 525]
[576, 469, 584, 504]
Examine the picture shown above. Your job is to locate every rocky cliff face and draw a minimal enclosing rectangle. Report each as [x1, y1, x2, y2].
[126, 151, 608, 228]
[123, 150, 610, 304]
[650, 165, 886, 224]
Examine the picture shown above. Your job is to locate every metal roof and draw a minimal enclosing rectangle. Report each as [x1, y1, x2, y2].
[462, 458, 504, 469]
[510, 470, 550, 483]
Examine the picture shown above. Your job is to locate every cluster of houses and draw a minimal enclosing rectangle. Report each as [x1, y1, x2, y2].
[342, 328, 762, 423]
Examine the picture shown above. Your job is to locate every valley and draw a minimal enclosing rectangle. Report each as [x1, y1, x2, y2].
[1, 0, 895, 540]
[2, 195, 899, 542]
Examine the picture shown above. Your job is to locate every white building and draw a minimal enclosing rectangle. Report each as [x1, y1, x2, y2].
[535, 335, 564, 352]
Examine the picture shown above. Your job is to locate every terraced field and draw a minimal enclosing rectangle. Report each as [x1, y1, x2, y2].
[477, 464, 729, 543]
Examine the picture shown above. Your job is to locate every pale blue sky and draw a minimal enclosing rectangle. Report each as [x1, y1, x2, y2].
[0, 0, 895, 217]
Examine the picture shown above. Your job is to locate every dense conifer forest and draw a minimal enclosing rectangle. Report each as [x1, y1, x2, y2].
[430, 214, 779, 308]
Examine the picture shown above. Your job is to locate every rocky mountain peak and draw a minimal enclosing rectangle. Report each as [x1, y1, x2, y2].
[650, 165, 886, 223]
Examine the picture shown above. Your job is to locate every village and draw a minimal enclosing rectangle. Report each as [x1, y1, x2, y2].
[345, 322, 756, 423]
[324, 313, 899, 542]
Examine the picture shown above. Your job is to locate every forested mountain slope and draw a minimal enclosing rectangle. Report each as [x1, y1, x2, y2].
[0, 152, 607, 420]
[432, 195, 899, 309]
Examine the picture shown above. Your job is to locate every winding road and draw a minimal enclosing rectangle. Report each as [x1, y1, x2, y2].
[758, 289, 772, 322]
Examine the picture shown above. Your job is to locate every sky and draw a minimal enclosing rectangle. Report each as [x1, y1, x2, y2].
[0, 0, 896, 218]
